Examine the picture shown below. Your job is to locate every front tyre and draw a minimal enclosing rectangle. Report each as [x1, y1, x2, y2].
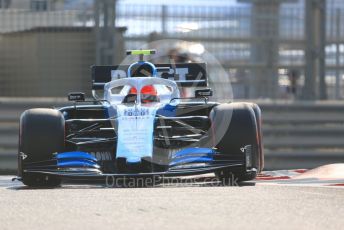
[210, 103, 262, 183]
[18, 109, 65, 187]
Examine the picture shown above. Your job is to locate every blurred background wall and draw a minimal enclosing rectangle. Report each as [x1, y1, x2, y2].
[0, 27, 95, 96]
[1, 0, 344, 99]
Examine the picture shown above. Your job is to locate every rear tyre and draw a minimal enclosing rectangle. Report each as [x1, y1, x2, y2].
[210, 103, 262, 183]
[18, 109, 65, 187]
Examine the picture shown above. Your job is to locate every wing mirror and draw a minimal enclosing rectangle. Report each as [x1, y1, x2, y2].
[68, 92, 85, 102]
[195, 88, 213, 98]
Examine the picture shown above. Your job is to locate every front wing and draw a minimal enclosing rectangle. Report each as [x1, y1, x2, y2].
[19, 150, 245, 182]
[22, 162, 244, 182]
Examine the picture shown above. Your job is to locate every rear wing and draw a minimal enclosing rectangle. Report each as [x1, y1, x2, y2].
[91, 63, 207, 90]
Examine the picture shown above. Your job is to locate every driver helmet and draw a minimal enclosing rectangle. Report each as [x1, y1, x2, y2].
[129, 85, 158, 103]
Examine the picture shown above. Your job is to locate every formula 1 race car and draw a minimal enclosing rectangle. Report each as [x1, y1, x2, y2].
[17, 50, 264, 187]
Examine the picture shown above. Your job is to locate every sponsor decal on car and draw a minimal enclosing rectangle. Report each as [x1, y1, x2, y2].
[19, 152, 27, 160]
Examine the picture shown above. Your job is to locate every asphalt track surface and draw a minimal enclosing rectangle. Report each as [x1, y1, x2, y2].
[0, 173, 343, 230]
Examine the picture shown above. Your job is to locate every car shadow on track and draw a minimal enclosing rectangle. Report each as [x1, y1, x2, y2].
[7, 176, 256, 190]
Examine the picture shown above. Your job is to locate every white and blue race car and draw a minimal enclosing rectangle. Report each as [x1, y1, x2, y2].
[17, 50, 264, 187]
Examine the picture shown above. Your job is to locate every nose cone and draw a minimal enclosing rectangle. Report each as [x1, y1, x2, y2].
[126, 157, 142, 164]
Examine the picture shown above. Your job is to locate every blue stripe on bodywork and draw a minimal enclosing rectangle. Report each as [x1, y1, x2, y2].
[56, 151, 97, 162]
[172, 148, 214, 159]
[169, 148, 215, 166]
[56, 151, 100, 169]
[156, 104, 176, 117]
[58, 160, 100, 169]
[169, 156, 213, 167]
